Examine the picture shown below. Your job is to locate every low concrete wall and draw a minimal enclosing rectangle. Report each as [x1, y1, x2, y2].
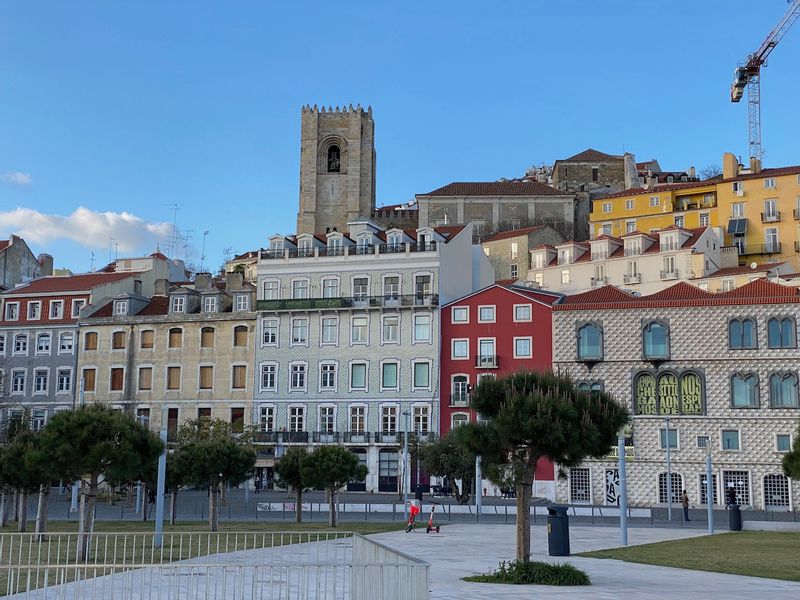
[743, 520, 800, 532]
[351, 534, 429, 600]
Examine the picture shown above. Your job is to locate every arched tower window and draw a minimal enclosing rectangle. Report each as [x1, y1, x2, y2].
[327, 145, 341, 172]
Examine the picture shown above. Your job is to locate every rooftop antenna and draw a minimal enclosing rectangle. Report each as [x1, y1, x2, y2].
[113, 240, 119, 261]
[90, 251, 95, 272]
[199, 230, 210, 272]
[166, 203, 180, 258]
[182, 229, 194, 264]
[108, 238, 116, 264]
[223, 246, 234, 263]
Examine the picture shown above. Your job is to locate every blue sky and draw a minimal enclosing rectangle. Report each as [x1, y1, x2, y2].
[1, 1, 799, 273]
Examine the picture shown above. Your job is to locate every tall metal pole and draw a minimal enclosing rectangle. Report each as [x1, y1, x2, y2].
[475, 456, 482, 522]
[706, 445, 714, 535]
[154, 407, 168, 547]
[618, 435, 628, 546]
[402, 410, 409, 521]
[665, 416, 672, 521]
[70, 377, 86, 513]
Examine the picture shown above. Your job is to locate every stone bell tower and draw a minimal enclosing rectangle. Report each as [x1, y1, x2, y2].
[296, 104, 376, 235]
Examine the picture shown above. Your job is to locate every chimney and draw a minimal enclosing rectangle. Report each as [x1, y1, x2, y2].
[623, 153, 638, 189]
[749, 157, 762, 174]
[37, 253, 54, 277]
[154, 278, 169, 296]
[722, 152, 739, 179]
[226, 271, 244, 291]
[688, 166, 696, 179]
[194, 272, 212, 290]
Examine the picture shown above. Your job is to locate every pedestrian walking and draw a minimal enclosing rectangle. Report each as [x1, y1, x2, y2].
[681, 490, 690, 521]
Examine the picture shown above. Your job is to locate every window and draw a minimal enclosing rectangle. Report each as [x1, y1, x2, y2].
[764, 177, 776, 188]
[351, 316, 368, 343]
[699, 212, 710, 227]
[27, 301, 41, 320]
[5, 302, 19, 320]
[262, 318, 278, 346]
[451, 413, 469, 428]
[84, 332, 98, 351]
[289, 406, 305, 432]
[11, 370, 26, 394]
[235, 294, 249, 311]
[510, 264, 518, 279]
[592, 166, 599, 182]
[260, 364, 277, 391]
[414, 313, 431, 342]
[262, 280, 279, 300]
[13, 333, 28, 354]
[696, 435, 710, 449]
[350, 363, 367, 390]
[561, 269, 570, 284]
[764, 474, 790, 510]
[569, 468, 592, 503]
[659, 428, 678, 449]
[291, 318, 308, 344]
[350, 406, 366, 433]
[230, 408, 245, 433]
[414, 405, 430, 434]
[602, 202, 612, 213]
[82, 368, 96, 392]
[383, 276, 400, 299]
[413, 361, 430, 389]
[625, 199, 634, 210]
[319, 406, 335, 434]
[769, 372, 799, 407]
[514, 337, 532, 358]
[728, 318, 756, 349]
[31, 410, 46, 432]
[201, 327, 215, 348]
[112, 331, 126, 350]
[577, 381, 604, 395]
[168, 328, 183, 348]
[36, 333, 51, 354]
[321, 317, 338, 344]
[532, 253, 545, 269]
[138, 367, 153, 391]
[731, 202, 745, 217]
[322, 278, 339, 298]
[478, 306, 495, 323]
[767, 317, 796, 348]
[452, 339, 468, 359]
[514, 304, 531, 322]
[140, 330, 154, 349]
[57, 368, 72, 393]
[203, 296, 217, 313]
[290, 363, 306, 390]
[642, 321, 669, 359]
[232, 365, 246, 389]
[649, 196, 660, 207]
[658, 473, 682, 504]
[71, 299, 85, 318]
[381, 406, 397, 433]
[327, 144, 340, 172]
[776, 434, 792, 453]
[382, 314, 398, 343]
[49, 300, 63, 319]
[721, 430, 740, 451]
[699, 473, 718, 506]
[577, 323, 603, 360]
[414, 274, 432, 300]
[171, 296, 185, 313]
[320, 363, 337, 390]
[534, 273, 543, 286]
[260, 406, 275, 431]
[723, 471, 750, 506]
[233, 325, 248, 347]
[451, 307, 469, 323]
[731, 373, 759, 408]
[166, 366, 181, 390]
[34, 369, 48, 394]
[477, 339, 496, 367]
[199, 366, 213, 390]
[0, 334, 5, 355]
[352, 277, 369, 300]
[114, 300, 128, 316]
[110, 367, 124, 392]
[510, 242, 519, 261]
[674, 215, 684, 228]
[381, 362, 398, 390]
[292, 279, 309, 299]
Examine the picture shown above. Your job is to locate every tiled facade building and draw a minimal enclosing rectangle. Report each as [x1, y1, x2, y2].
[254, 219, 492, 492]
[552, 280, 800, 511]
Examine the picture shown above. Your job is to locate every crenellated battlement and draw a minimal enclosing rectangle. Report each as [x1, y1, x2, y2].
[301, 103, 372, 115]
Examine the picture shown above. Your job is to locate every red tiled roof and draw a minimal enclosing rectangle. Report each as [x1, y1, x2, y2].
[590, 234, 623, 243]
[560, 285, 637, 305]
[644, 282, 715, 302]
[495, 278, 518, 286]
[433, 225, 466, 240]
[232, 250, 259, 261]
[703, 262, 784, 278]
[149, 251, 169, 260]
[722, 165, 800, 183]
[420, 181, 563, 197]
[560, 149, 621, 162]
[3, 272, 135, 295]
[596, 181, 712, 200]
[482, 226, 544, 243]
[0, 241, 9, 252]
[135, 296, 169, 316]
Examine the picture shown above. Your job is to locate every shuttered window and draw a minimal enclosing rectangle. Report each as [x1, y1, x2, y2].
[84, 332, 98, 351]
[110, 368, 124, 391]
[233, 326, 248, 347]
[200, 327, 215, 348]
[112, 331, 126, 350]
[232, 365, 246, 389]
[140, 330, 154, 349]
[138, 367, 152, 391]
[82, 368, 96, 391]
[167, 366, 181, 390]
[199, 366, 213, 390]
[168, 328, 182, 348]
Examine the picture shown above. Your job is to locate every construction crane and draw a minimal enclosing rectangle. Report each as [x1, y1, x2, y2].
[730, 0, 800, 162]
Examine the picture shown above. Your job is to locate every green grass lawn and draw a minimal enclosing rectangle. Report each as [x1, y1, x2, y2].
[580, 532, 800, 582]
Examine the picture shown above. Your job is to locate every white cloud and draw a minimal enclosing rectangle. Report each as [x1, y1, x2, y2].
[1, 171, 33, 186]
[0, 206, 173, 253]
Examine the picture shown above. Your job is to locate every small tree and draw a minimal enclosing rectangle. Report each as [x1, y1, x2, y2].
[455, 371, 629, 563]
[1, 431, 52, 533]
[419, 431, 473, 505]
[301, 445, 367, 528]
[274, 447, 309, 524]
[782, 422, 800, 480]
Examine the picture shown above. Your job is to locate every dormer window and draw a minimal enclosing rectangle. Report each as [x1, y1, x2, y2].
[532, 252, 546, 269]
[591, 245, 607, 261]
[387, 233, 403, 248]
[114, 300, 128, 316]
[297, 237, 313, 257]
[203, 296, 217, 313]
[234, 294, 249, 312]
[171, 296, 185, 313]
[660, 234, 679, 251]
[558, 249, 570, 265]
[327, 236, 343, 256]
[624, 240, 641, 256]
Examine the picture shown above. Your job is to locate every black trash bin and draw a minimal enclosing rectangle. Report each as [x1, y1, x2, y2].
[728, 503, 742, 531]
[415, 485, 423, 502]
[547, 505, 570, 556]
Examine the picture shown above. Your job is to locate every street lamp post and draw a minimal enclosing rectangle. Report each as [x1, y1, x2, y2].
[70, 377, 85, 513]
[705, 445, 714, 534]
[618, 435, 628, 546]
[402, 410, 410, 521]
[665, 416, 672, 521]
[154, 407, 168, 547]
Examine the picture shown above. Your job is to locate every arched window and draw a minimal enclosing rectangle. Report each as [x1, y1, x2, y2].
[731, 372, 759, 408]
[36, 333, 51, 353]
[577, 323, 603, 360]
[168, 327, 183, 349]
[451, 375, 469, 406]
[767, 317, 796, 349]
[200, 327, 215, 348]
[729, 318, 756, 349]
[327, 145, 341, 172]
[769, 372, 799, 407]
[112, 331, 126, 350]
[233, 325, 248, 347]
[59, 332, 74, 352]
[643, 321, 669, 359]
[658, 473, 683, 504]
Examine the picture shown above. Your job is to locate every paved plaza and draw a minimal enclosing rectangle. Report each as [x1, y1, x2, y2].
[370, 524, 800, 599]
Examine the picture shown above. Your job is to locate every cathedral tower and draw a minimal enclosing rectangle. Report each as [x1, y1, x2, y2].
[296, 104, 376, 234]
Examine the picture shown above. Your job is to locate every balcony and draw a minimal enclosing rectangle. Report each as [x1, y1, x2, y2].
[282, 431, 309, 444]
[623, 273, 641, 284]
[761, 211, 781, 223]
[374, 431, 404, 444]
[590, 277, 608, 288]
[660, 270, 679, 280]
[475, 354, 499, 369]
[253, 431, 278, 443]
[738, 243, 783, 256]
[450, 392, 470, 407]
[342, 431, 371, 444]
[794, 208, 800, 220]
[312, 431, 340, 443]
[257, 294, 439, 312]
[260, 241, 437, 260]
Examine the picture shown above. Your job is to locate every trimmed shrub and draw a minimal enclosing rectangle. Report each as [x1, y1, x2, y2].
[463, 560, 591, 586]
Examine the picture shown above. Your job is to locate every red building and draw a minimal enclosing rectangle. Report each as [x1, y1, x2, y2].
[440, 283, 561, 497]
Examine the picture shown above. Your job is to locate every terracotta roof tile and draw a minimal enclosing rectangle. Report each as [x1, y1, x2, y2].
[559, 285, 637, 305]
[722, 165, 800, 183]
[596, 181, 712, 200]
[560, 149, 621, 162]
[482, 226, 544, 243]
[135, 296, 169, 316]
[0, 241, 9, 252]
[703, 262, 784, 278]
[3, 272, 135, 295]
[420, 181, 563, 197]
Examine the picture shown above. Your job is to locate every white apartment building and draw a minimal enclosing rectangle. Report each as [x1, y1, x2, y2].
[253, 219, 493, 492]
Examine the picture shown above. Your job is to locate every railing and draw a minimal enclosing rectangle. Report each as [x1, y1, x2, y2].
[312, 431, 340, 443]
[373, 431, 404, 444]
[257, 294, 439, 312]
[475, 354, 499, 368]
[761, 211, 781, 223]
[342, 431, 371, 444]
[590, 276, 607, 287]
[282, 431, 308, 444]
[739, 243, 783, 255]
[260, 241, 438, 260]
[623, 273, 641, 284]
[660, 270, 679, 280]
[449, 392, 470, 407]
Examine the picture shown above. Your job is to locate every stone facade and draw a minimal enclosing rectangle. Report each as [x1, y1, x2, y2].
[0, 235, 52, 291]
[480, 225, 565, 281]
[552, 280, 800, 511]
[296, 105, 376, 235]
